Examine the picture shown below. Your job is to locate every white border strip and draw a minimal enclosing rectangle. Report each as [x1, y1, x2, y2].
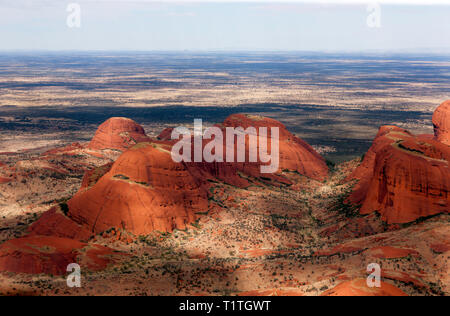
[80, 0, 450, 5]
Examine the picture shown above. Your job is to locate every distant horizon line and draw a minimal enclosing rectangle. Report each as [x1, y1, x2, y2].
[1, 49, 450, 55]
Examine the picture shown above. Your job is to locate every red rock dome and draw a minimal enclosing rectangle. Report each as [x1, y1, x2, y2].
[219, 114, 328, 181]
[31, 114, 328, 237]
[88, 117, 151, 151]
[66, 142, 209, 235]
[349, 108, 450, 224]
[433, 100, 450, 146]
[359, 135, 449, 223]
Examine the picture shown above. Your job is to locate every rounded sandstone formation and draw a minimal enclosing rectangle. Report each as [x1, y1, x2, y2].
[88, 117, 151, 151]
[347, 126, 413, 204]
[433, 100, 450, 146]
[32, 114, 328, 237]
[360, 135, 449, 223]
[220, 114, 328, 181]
[66, 142, 209, 235]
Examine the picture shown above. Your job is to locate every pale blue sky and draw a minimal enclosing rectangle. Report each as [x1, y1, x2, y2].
[1, 0, 450, 52]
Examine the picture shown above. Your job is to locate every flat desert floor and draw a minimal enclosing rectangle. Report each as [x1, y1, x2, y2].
[1, 52, 449, 162]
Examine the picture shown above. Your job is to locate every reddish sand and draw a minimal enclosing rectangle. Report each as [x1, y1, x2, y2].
[430, 242, 450, 254]
[321, 279, 407, 296]
[0, 177, 12, 184]
[88, 117, 151, 151]
[314, 244, 363, 257]
[381, 270, 427, 289]
[0, 236, 119, 275]
[366, 246, 419, 259]
[238, 288, 303, 296]
[239, 248, 289, 258]
[42, 142, 84, 156]
[433, 100, 450, 146]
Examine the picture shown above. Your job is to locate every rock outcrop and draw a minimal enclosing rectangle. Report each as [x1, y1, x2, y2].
[347, 126, 413, 205]
[349, 103, 450, 224]
[80, 162, 114, 190]
[65, 142, 209, 235]
[0, 236, 119, 275]
[219, 114, 328, 181]
[31, 114, 328, 237]
[157, 128, 174, 141]
[29, 206, 92, 241]
[433, 100, 450, 146]
[359, 136, 449, 223]
[88, 117, 151, 151]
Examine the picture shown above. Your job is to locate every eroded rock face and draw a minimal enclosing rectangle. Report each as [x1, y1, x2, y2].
[29, 206, 92, 241]
[157, 128, 174, 141]
[0, 236, 118, 275]
[165, 114, 328, 187]
[359, 136, 449, 223]
[66, 142, 208, 235]
[31, 114, 328, 236]
[219, 114, 328, 181]
[349, 102, 450, 224]
[347, 126, 413, 205]
[433, 100, 450, 146]
[80, 162, 114, 190]
[88, 117, 151, 151]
